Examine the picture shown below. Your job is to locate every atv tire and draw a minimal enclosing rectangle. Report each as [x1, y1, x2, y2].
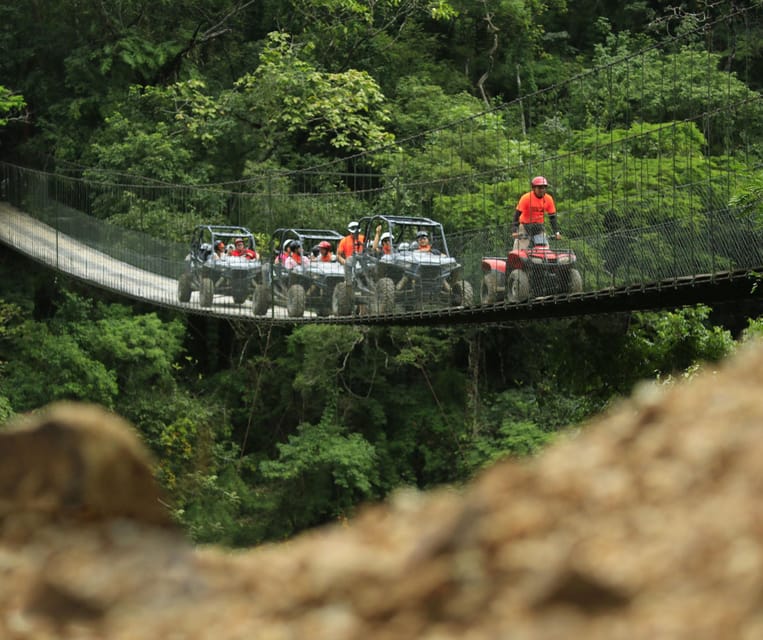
[231, 280, 249, 305]
[286, 284, 306, 317]
[480, 271, 502, 305]
[507, 269, 530, 303]
[568, 268, 583, 293]
[452, 280, 474, 307]
[200, 276, 215, 307]
[332, 282, 353, 316]
[177, 273, 192, 303]
[376, 277, 396, 314]
[252, 284, 271, 316]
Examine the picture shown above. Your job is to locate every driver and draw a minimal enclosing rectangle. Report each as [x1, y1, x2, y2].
[414, 230, 432, 252]
[512, 176, 561, 246]
[230, 237, 258, 260]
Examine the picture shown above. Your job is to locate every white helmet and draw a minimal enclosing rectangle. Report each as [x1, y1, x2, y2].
[347, 221, 360, 233]
[282, 239, 292, 251]
[380, 232, 392, 242]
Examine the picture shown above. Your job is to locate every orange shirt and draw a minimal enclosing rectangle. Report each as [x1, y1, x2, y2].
[337, 234, 365, 258]
[516, 191, 556, 224]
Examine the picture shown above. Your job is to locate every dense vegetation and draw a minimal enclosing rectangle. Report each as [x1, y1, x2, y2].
[0, 0, 761, 546]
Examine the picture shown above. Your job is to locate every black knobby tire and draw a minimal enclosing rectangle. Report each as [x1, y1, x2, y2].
[177, 272, 192, 303]
[200, 277, 215, 307]
[376, 277, 395, 314]
[507, 269, 530, 302]
[252, 284, 271, 316]
[332, 282, 353, 316]
[232, 279, 249, 305]
[480, 271, 502, 305]
[286, 284, 306, 317]
[452, 280, 474, 308]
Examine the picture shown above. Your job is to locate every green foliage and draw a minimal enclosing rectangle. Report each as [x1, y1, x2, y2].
[257, 412, 379, 534]
[568, 33, 763, 150]
[622, 305, 735, 382]
[0, 321, 119, 409]
[233, 32, 395, 155]
[0, 85, 25, 127]
[740, 317, 763, 342]
[467, 419, 555, 471]
[0, 291, 186, 412]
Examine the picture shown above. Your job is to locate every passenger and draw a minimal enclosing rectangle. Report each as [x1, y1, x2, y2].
[414, 230, 432, 252]
[214, 240, 226, 259]
[230, 237, 258, 259]
[284, 240, 310, 269]
[226, 243, 235, 256]
[275, 239, 291, 265]
[372, 224, 393, 255]
[512, 176, 561, 244]
[316, 240, 335, 262]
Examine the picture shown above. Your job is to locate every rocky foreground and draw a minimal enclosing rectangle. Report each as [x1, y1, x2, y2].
[2, 341, 763, 639]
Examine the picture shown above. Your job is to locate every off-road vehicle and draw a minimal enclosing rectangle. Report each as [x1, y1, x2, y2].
[340, 215, 474, 314]
[261, 228, 346, 317]
[177, 225, 266, 309]
[480, 228, 582, 303]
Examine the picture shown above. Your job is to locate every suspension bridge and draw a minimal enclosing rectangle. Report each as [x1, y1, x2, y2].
[1, 6, 761, 323]
[0, 165, 759, 326]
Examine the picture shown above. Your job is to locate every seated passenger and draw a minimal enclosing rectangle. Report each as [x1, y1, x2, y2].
[230, 237, 258, 259]
[275, 239, 291, 265]
[214, 240, 226, 259]
[316, 240, 335, 262]
[284, 240, 310, 269]
[414, 230, 432, 252]
[372, 224, 393, 255]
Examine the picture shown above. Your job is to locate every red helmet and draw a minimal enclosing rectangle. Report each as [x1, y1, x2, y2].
[531, 176, 549, 187]
[318, 241, 331, 250]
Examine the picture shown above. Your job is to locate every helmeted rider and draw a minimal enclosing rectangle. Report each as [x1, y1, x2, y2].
[512, 176, 560, 245]
[316, 240, 335, 262]
[372, 224, 393, 255]
[337, 220, 366, 282]
[284, 239, 309, 269]
[230, 237, 258, 260]
[276, 238, 292, 264]
[414, 229, 432, 252]
[337, 221, 365, 265]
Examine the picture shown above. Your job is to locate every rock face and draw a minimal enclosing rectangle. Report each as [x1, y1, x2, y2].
[2, 342, 763, 639]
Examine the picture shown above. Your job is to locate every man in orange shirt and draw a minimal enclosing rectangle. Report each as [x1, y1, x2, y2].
[337, 221, 365, 265]
[512, 176, 561, 245]
[337, 220, 366, 284]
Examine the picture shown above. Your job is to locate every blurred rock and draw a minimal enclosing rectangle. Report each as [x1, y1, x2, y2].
[2, 343, 763, 639]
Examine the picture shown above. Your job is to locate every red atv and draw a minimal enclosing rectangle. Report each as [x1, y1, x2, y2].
[480, 229, 582, 304]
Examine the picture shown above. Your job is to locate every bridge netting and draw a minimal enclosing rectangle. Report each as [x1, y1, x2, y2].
[0, 4, 761, 322]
